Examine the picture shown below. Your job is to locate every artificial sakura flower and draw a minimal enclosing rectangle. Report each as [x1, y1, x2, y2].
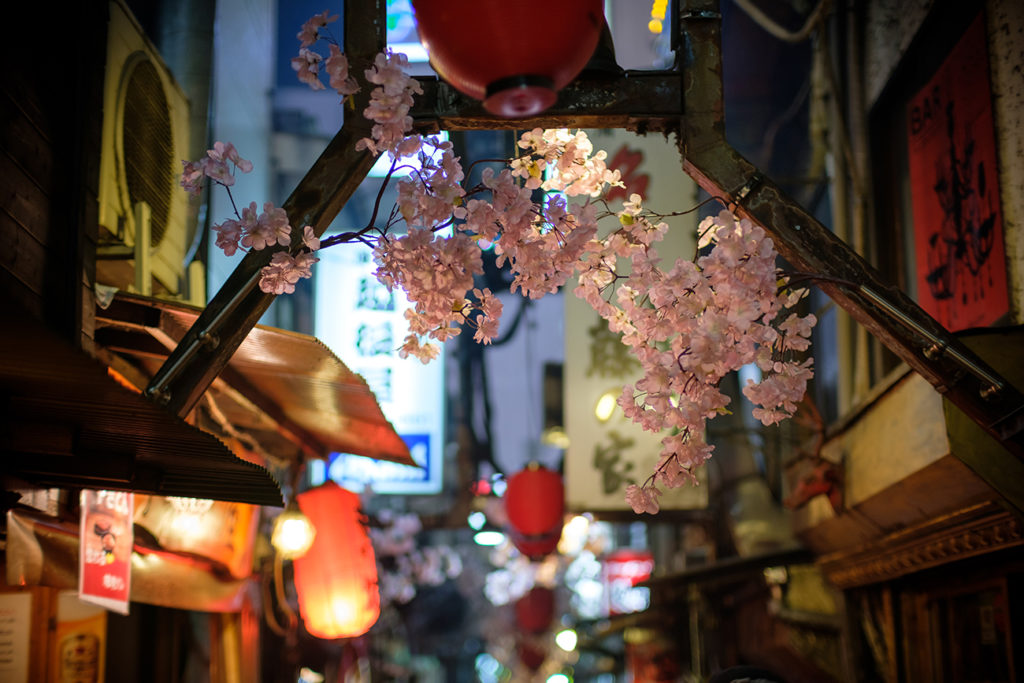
[212, 218, 243, 256]
[301, 225, 320, 251]
[180, 160, 204, 196]
[180, 142, 252, 192]
[471, 288, 503, 344]
[258, 251, 319, 295]
[240, 202, 291, 250]
[208, 141, 253, 173]
[297, 10, 337, 48]
[625, 484, 662, 515]
[190, 40, 818, 517]
[291, 48, 325, 90]
[356, 51, 422, 156]
[325, 44, 359, 96]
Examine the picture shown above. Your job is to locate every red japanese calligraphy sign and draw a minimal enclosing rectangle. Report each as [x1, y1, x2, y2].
[906, 13, 1009, 331]
[79, 490, 133, 614]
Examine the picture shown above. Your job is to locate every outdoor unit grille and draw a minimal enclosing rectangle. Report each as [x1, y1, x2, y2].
[97, 0, 190, 295]
[122, 59, 174, 249]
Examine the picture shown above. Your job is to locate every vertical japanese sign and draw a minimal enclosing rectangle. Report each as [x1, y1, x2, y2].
[565, 129, 707, 512]
[314, 243, 444, 494]
[907, 13, 1009, 331]
[78, 490, 133, 614]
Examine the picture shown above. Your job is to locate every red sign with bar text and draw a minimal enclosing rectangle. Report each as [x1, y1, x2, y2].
[906, 14, 1009, 331]
[79, 490, 133, 614]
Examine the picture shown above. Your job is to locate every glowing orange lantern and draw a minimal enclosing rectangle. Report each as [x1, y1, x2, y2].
[411, 0, 605, 117]
[505, 463, 564, 559]
[293, 482, 380, 639]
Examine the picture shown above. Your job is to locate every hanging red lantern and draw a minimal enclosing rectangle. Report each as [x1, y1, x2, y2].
[518, 639, 547, 671]
[293, 482, 380, 639]
[508, 527, 561, 560]
[411, 0, 605, 117]
[505, 463, 564, 559]
[515, 586, 555, 634]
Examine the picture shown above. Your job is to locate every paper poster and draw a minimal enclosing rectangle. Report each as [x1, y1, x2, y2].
[50, 591, 106, 683]
[906, 13, 1009, 331]
[79, 490, 133, 614]
[0, 592, 31, 683]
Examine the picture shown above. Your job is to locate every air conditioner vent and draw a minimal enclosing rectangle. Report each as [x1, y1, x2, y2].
[123, 59, 173, 247]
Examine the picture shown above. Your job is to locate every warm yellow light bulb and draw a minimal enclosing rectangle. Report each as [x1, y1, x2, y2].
[271, 508, 316, 559]
[595, 390, 619, 422]
[648, 19, 663, 34]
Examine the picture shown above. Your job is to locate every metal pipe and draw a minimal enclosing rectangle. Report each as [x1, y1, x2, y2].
[858, 286, 1005, 396]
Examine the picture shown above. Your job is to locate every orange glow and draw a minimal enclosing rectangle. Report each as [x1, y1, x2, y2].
[292, 483, 380, 639]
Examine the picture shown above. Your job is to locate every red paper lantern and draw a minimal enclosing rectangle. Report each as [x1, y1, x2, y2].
[515, 586, 555, 634]
[518, 640, 547, 671]
[508, 528, 561, 560]
[411, 0, 605, 117]
[293, 482, 380, 639]
[505, 464, 564, 559]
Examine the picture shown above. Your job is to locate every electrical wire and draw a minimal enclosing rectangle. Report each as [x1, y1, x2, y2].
[733, 0, 831, 43]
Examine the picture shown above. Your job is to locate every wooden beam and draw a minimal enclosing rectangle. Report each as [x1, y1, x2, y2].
[145, 0, 386, 417]
[410, 72, 681, 133]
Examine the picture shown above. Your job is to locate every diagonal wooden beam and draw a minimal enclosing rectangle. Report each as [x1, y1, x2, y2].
[675, 0, 1024, 464]
[146, 0, 387, 417]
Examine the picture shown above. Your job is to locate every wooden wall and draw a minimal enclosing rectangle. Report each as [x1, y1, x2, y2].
[0, 3, 108, 349]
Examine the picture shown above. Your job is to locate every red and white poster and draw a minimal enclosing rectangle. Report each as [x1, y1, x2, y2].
[906, 13, 1009, 332]
[79, 490, 133, 615]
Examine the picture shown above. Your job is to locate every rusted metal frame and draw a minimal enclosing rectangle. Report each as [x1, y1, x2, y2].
[146, 0, 386, 418]
[677, 0, 1023, 458]
[410, 72, 682, 133]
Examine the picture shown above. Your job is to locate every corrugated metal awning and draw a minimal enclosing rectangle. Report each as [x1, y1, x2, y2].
[94, 292, 412, 466]
[1, 313, 283, 506]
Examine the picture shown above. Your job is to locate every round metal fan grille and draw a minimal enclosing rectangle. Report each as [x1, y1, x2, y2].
[123, 59, 172, 246]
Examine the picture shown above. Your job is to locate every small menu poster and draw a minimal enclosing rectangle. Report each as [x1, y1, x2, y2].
[0, 592, 31, 682]
[78, 490, 133, 614]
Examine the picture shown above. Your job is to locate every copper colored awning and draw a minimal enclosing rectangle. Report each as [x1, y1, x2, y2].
[1, 313, 282, 506]
[94, 293, 412, 466]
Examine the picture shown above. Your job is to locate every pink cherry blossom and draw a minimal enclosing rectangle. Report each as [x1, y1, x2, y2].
[189, 48, 818, 517]
[301, 225, 320, 251]
[297, 10, 337, 48]
[208, 141, 253, 174]
[180, 160, 204, 196]
[241, 202, 291, 250]
[291, 48, 324, 91]
[212, 218, 243, 256]
[258, 251, 319, 295]
[625, 484, 662, 515]
[356, 51, 423, 156]
[325, 44, 359, 96]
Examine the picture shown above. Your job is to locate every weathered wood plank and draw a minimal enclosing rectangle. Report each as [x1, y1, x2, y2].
[0, 152, 53, 247]
[0, 205, 48, 297]
[0, 92, 55, 194]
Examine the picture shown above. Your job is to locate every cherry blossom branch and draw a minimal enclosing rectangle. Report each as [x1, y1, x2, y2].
[178, 13, 821, 517]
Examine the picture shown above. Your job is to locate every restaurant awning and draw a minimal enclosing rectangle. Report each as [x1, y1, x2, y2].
[1, 313, 283, 506]
[93, 292, 412, 467]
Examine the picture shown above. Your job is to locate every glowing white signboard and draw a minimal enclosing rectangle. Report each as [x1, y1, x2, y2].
[312, 243, 444, 494]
